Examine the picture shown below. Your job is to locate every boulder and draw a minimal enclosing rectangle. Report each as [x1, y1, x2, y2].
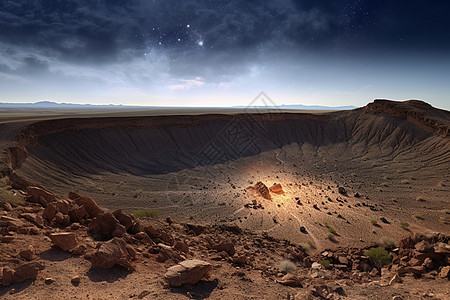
[398, 265, 427, 276]
[26, 187, 57, 206]
[42, 203, 57, 222]
[414, 240, 432, 253]
[54, 212, 71, 227]
[55, 200, 70, 215]
[69, 192, 103, 218]
[143, 225, 173, 245]
[269, 183, 284, 195]
[19, 213, 43, 228]
[164, 259, 211, 287]
[113, 209, 135, 231]
[89, 213, 122, 239]
[90, 238, 134, 271]
[69, 205, 89, 222]
[49, 232, 77, 251]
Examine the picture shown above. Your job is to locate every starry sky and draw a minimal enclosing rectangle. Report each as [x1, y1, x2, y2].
[0, 0, 449, 109]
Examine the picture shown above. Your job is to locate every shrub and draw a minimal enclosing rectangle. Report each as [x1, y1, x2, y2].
[371, 219, 378, 226]
[379, 236, 395, 249]
[326, 233, 335, 240]
[364, 247, 392, 269]
[301, 240, 315, 251]
[328, 226, 336, 235]
[278, 260, 297, 274]
[400, 222, 410, 230]
[0, 177, 23, 205]
[319, 260, 331, 268]
[133, 209, 159, 218]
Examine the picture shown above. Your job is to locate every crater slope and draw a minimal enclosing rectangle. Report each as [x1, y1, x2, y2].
[5, 100, 450, 249]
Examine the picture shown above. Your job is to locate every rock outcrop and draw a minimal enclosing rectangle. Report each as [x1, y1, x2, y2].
[164, 259, 212, 287]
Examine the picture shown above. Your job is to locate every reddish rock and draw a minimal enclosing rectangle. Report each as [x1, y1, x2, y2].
[12, 262, 45, 284]
[112, 223, 127, 237]
[398, 265, 427, 276]
[212, 240, 235, 256]
[50, 232, 78, 251]
[19, 245, 35, 261]
[69, 205, 89, 222]
[0, 215, 24, 231]
[26, 187, 57, 206]
[144, 225, 160, 239]
[269, 183, 284, 195]
[72, 244, 88, 255]
[19, 213, 43, 228]
[42, 203, 57, 222]
[253, 182, 271, 200]
[113, 209, 135, 231]
[174, 241, 189, 254]
[69, 192, 103, 218]
[90, 238, 134, 271]
[2, 267, 14, 286]
[55, 200, 70, 215]
[164, 259, 211, 287]
[89, 213, 123, 239]
[415, 240, 432, 253]
[54, 212, 71, 227]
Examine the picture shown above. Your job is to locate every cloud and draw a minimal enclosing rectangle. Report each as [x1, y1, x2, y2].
[169, 77, 205, 90]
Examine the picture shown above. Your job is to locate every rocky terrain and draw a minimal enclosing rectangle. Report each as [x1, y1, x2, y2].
[0, 99, 449, 298]
[0, 188, 449, 299]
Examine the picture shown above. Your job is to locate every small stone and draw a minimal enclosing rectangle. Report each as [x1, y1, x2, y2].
[45, 277, 54, 284]
[19, 245, 35, 261]
[71, 276, 80, 285]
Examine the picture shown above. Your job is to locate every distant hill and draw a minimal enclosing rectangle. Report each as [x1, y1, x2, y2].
[233, 104, 357, 110]
[0, 101, 357, 110]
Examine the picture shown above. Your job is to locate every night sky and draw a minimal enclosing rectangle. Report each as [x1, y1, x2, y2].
[0, 0, 449, 109]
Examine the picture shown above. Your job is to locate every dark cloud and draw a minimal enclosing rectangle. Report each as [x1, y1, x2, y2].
[1, 0, 449, 67]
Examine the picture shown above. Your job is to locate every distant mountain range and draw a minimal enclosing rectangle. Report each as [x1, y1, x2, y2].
[0, 101, 357, 110]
